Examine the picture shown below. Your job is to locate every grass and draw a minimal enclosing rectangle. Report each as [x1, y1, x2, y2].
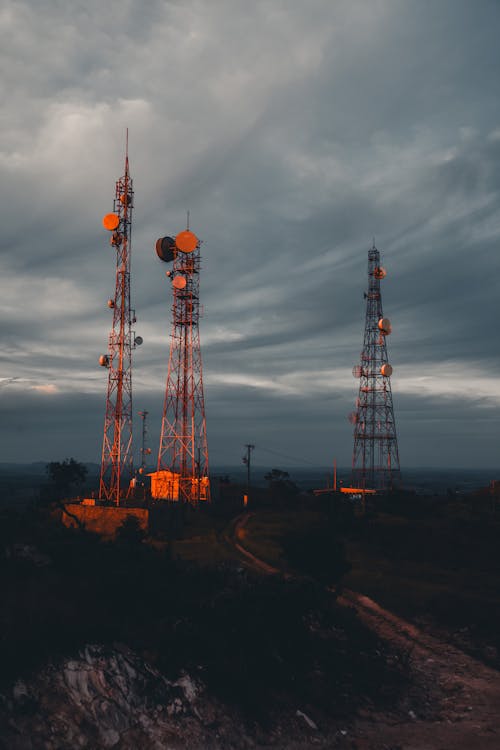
[0, 505, 408, 726]
[171, 529, 231, 564]
[236, 509, 322, 571]
[340, 509, 500, 665]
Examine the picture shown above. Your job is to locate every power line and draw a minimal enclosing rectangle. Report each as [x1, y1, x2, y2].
[254, 445, 320, 467]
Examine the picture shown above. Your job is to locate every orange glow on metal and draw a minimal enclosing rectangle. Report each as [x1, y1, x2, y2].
[148, 470, 209, 501]
[175, 230, 198, 253]
[340, 487, 377, 495]
[102, 213, 120, 231]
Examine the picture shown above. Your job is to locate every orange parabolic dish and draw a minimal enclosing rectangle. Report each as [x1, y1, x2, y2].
[175, 230, 198, 253]
[103, 213, 120, 231]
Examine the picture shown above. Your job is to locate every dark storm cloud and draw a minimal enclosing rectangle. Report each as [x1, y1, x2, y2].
[0, 0, 499, 467]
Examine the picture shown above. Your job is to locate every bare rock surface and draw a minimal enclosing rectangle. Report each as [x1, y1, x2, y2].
[0, 644, 251, 749]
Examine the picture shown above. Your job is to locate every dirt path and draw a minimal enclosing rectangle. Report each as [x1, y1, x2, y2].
[339, 589, 500, 749]
[225, 513, 282, 575]
[227, 513, 500, 749]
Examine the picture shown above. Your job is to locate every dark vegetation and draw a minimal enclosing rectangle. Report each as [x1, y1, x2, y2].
[0, 504, 407, 724]
[2, 463, 499, 726]
[230, 486, 500, 670]
[339, 491, 500, 668]
[45, 458, 88, 501]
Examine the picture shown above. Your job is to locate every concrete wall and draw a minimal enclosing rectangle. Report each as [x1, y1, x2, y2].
[62, 504, 149, 540]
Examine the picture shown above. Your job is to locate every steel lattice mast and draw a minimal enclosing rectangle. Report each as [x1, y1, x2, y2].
[98, 138, 137, 504]
[350, 243, 401, 491]
[155, 227, 210, 504]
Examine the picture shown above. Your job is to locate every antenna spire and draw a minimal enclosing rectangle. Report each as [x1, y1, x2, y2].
[125, 128, 129, 175]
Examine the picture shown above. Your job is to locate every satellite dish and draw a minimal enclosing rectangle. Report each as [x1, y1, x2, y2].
[348, 411, 358, 424]
[156, 236, 176, 263]
[175, 230, 198, 253]
[373, 266, 387, 279]
[381, 363, 393, 377]
[172, 275, 187, 290]
[99, 354, 110, 367]
[134, 336, 143, 346]
[103, 213, 120, 231]
[107, 299, 115, 309]
[352, 365, 363, 378]
[120, 193, 132, 206]
[378, 318, 392, 335]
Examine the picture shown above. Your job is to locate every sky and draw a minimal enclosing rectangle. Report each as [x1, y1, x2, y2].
[0, 0, 499, 469]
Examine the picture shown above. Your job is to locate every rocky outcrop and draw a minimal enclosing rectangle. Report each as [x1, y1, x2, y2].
[0, 644, 249, 749]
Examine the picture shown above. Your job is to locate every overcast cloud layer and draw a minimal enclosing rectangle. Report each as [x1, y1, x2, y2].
[1, 0, 499, 469]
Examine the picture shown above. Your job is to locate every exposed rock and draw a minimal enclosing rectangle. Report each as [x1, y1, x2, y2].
[0, 644, 248, 749]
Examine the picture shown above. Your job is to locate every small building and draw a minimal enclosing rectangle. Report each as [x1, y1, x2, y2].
[148, 470, 209, 502]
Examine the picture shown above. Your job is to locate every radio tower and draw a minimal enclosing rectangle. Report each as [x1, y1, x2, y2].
[350, 243, 401, 491]
[98, 134, 142, 504]
[154, 223, 210, 504]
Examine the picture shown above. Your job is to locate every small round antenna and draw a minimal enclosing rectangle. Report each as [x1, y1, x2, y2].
[378, 318, 392, 335]
[172, 275, 187, 290]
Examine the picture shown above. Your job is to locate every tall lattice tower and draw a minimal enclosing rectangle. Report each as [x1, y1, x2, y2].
[154, 226, 210, 504]
[350, 243, 401, 491]
[98, 138, 141, 504]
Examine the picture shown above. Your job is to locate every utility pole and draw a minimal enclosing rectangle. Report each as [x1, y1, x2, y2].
[243, 444, 255, 502]
[138, 410, 149, 472]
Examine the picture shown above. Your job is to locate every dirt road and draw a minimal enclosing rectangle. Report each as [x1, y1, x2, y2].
[339, 589, 500, 749]
[227, 513, 500, 749]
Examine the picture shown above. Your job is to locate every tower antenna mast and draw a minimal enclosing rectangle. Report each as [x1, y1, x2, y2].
[99, 134, 141, 504]
[350, 242, 401, 491]
[138, 410, 149, 473]
[153, 225, 210, 504]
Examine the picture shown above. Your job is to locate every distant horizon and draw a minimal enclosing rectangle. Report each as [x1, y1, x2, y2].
[1, 461, 499, 473]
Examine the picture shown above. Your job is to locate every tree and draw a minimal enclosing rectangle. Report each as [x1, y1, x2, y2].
[264, 468, 299, 504]
[264, 468, 290, 486]
[46, 458, 88, 499]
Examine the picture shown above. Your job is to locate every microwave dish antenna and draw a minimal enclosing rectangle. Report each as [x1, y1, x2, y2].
[156, 236, 176, 263]
[103, 213, 120, 231]
[175, 230, 198, 254]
